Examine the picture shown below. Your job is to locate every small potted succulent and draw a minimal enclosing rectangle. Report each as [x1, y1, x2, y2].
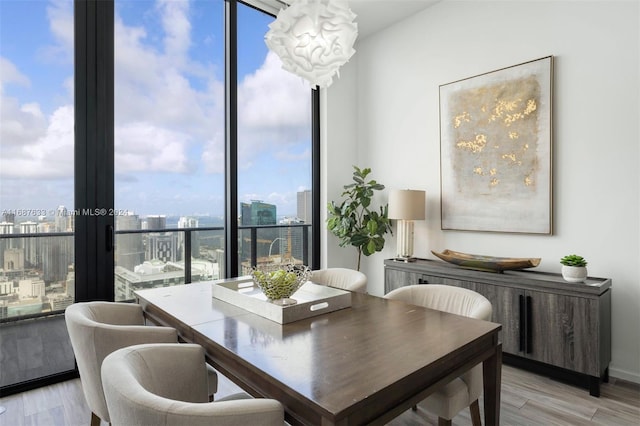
[560, 254, 588, 283]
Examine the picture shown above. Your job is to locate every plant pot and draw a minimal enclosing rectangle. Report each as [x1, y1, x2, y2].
[561, 265, 588, 283]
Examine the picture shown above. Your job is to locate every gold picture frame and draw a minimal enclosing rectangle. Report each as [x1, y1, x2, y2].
[439, 56, 553, 234]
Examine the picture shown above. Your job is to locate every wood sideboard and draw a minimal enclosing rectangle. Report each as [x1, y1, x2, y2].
[384, 258, 612, 396]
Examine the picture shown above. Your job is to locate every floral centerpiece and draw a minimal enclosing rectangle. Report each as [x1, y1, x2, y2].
[251, 264, 311, 305]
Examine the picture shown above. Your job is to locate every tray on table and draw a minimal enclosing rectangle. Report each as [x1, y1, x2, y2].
[212, 277, 352, 324]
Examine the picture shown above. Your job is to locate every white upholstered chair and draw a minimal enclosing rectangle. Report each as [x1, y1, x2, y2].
[102, 343, 285, 426]
[310, 268, 367, 293]
[65, 301, 218, 426]
[384, 284, 492, 426]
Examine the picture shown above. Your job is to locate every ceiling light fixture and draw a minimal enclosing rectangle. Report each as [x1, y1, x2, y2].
[265, 0, 358, 89]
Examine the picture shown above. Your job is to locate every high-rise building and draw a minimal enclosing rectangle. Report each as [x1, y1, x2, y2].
[240, 201, 276, 226]
[147, 233, 179, 263]
[240, 201, 278, 260]
[55, 206, 68, 232]
[3, 248, 24, 271]
[0, 222, 14, 235]
[0, 221, 15, 267]
[115, 214, 145, 271]
[41, 236, 73, 283]
[215, 249, 225, 279]
[18, 278, 45, 298]
[297, 190, 312, 223]
[19, 222, 38, 233]
[66, 267, 75, 299]
[20, 222, 38, 267]
[145, 215, 166, 230]
[178, 216, 198, 228]
[178, 216, 200, 262]
[278, 217, 304, 262]
[0, 277, 14, 295]
[2, 213, 15, 223]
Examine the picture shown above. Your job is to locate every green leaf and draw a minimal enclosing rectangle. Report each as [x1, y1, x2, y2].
[367, 219, 378, 235]
[365, 240, 377, 256]
[325, 166, 391, 267]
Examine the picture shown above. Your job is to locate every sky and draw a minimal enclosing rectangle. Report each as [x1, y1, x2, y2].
[0, 0, 312, 220]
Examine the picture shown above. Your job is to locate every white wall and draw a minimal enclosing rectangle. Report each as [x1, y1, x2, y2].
[323, 0, 640, 382]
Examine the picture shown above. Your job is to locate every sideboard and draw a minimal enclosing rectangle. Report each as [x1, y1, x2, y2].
[384, 258, 612, 396]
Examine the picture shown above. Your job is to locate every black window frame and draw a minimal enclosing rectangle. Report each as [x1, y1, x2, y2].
[75, 0, 320, 300]
[1, 0, 320, 396]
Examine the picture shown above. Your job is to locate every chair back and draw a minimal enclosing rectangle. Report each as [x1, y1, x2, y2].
[311, 268, 367, 293]
[384, 285, 491, 423]
[102, 343, 284, 426]
[384, 284, 492, 321]
[65, 302, 177, 422]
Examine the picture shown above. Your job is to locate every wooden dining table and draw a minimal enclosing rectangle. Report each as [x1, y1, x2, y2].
[135, 279, 502, 425]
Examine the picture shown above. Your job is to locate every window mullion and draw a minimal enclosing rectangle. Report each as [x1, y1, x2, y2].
[224, 0, 239, 278]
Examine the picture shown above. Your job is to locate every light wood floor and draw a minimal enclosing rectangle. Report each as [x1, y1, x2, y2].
[1, 365, 638, 425]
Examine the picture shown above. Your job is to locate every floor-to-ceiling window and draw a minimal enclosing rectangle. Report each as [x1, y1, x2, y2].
[113, 0, 226, 300]
[0, 0, 319, 394]
[236, 2, 313, 276]
[0, 0, 77, 389]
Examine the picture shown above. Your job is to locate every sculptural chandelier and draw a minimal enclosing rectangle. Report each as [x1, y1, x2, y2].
[265, 0, 358, 89]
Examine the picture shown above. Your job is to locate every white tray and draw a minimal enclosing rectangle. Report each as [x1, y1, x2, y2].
[212, 277, 352, 324]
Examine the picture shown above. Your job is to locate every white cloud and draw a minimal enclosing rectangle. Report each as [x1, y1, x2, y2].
[2, 0, 309, 188]
[0, 96, 47, 150]
[42, 0, 74, 64]
[114, 0, 224, 176]
[0, 0, 74, 180]
[274, 147, 311, 162]
[0, 57, 30, 91]
[215, 51, 312, 171]
[239, 51, 311, 130]
[115, 122, 190, 173]
[158, 0, 191, 60]
[0, 105, 73, 178]
[0, 59, 51, 169]
[201, 132, 225, 174]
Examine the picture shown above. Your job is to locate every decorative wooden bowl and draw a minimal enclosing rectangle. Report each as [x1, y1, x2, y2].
[431, 249, 541, 273]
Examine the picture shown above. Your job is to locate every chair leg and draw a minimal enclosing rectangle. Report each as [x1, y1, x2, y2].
[90, 412, 101, 426]
[411, 404, 418, 411]
[470, 399, 482, 426]
[438, 418, 452, 426]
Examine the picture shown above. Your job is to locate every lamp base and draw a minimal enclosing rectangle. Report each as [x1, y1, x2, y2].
[393, 256, 417, 263]
[395, 220, 416, 262]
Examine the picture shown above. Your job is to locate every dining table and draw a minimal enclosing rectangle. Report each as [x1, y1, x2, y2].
[135, 278, 502, 425]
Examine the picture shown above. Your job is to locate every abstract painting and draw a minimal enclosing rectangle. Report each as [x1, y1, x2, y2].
[439, 56, 553, 234]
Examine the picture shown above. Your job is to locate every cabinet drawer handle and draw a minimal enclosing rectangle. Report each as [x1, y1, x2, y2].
[526, 296, 533, 353]
[519, 295, 525, 352]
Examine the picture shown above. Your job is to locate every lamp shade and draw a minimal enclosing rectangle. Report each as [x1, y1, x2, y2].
[265, 0, 358, 89]
[388, 189, 426, 220]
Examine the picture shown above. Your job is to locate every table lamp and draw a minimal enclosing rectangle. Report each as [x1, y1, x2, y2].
[388, 189, 426, 262]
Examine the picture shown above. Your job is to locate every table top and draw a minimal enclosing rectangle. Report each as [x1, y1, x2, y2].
[136, 280, 501, 425]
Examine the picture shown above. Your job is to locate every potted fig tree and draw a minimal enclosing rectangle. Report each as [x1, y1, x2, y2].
[327, 166, 392, 271]
[560, 254, 588, 283]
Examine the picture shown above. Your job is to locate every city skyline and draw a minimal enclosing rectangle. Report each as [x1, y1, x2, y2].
[1, 193, 311, 231]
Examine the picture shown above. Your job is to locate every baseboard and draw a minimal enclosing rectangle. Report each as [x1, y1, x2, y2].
[503, 354, 592, 390]
[609, 367, 640, 384]
[0, 370, 79, 397]
[503, 354, 640, 387]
